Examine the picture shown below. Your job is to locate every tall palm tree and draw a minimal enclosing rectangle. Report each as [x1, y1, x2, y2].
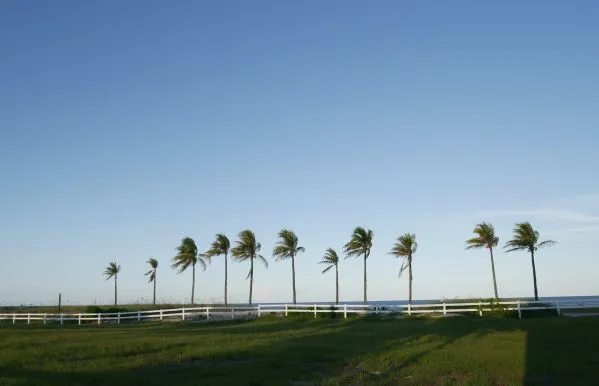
[319, 248, 340, 304]
[344, 227, 373, 303]
[171, 237, 207, 305]
[466, 223, 500, 299]
[273, 229, 305, 304]
[104, 262, 121, 307]
[145, 257, 158, 305]
[389, 233, 418, 304]
[205, 234, 231, 308]
[504, 222, 556, 301]
[231, 230, 268, 305]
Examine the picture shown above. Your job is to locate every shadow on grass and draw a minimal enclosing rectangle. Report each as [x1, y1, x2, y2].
[2, 315, 599, 385]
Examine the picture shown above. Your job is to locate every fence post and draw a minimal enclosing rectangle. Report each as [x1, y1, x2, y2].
[43, 314, 47, 325]
[97, 313, 101, 325]
[12, 313, 16, 324]
[314, 304, 317, 318]
[344, 304, 347, 319]
[257, 304, 261, 318]
[182, 308, 186, 321]
[78, 314, 82, 325]
[285, 304, 288, 317]
[556, 301, 561, 316]
[231, 308, 235, 320]
[137, 311, 141, 323]
[60, 314, 64, 325]
[407, 304, 411, 316]
[206, 307, 210, 320]
[478, 302, 483, 317]
[443, 302, 447, 316]
[117, 313, 121, 325]
[517, 300, 522, 319]
[160, 310, 163, 321]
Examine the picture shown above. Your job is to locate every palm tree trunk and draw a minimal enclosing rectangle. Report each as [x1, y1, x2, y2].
[249, 259, 254, 305]
[530, 249, 539, 301]
[408, 257, 413, 304]
[153, 274, 156, 305]
[224, 252, 228, 309]
[191, 263, 196, 305]
[114, 275, 117, 307]
[489, 247, 499, 299]
[363, 253, 367, 303]
[291, 254, 297, 304]
[335, 264, 339, 304]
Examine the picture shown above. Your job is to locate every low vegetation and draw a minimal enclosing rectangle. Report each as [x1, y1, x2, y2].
[1, 316, 598, 385]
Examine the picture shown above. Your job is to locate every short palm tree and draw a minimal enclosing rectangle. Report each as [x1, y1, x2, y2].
[145, 257, 158, 305]
[231, 229, 268, 305]
[205, 234, 231, 308]
[466, 223, 500, 299]
[171, 237, 207, 305]
[103, 262, 121, 307]
[273, 229, 305, 304]
[389, 233, 418, 304]
[504, 222, 556, 301]
[319, 248, 340, 304]
[344, 227, 373, 303]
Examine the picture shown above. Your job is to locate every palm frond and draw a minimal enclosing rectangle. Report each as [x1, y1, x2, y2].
[103, 262, 120, 280]
[205, 233, 230, 258]
[343, 227, 373, 259]
[538, 240, 557, 249]
[321, 264, 334, 274]
[171, 237, 198, 273]
[273, 229, 303, 261]
[146, 257, 158, 269]
[504, 222, 556, 253]
[398, 261, 408, 278]
[389, 233, 417, 260]
[257, 254, 269, 268]
[465, 222, 498, 250]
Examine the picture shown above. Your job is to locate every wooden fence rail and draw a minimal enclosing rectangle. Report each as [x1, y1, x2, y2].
[1, 300, 597, 326]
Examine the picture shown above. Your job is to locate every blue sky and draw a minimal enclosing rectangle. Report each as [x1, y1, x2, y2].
[1, 1, 598, 306]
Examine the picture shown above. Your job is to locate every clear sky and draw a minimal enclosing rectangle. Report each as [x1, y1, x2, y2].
[1, 1, 598, 306]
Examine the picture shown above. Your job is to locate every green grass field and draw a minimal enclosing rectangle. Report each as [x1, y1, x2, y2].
[1, 315, 598, 385]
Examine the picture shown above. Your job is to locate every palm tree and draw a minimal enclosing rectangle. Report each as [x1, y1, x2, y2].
[171, 237, 207, 305]
[231, 230, 268, 305]
[343, 227, 373, 303]
[273, 229, 305, 304]
[389, 233, 418, 304]
[466, 223, 500, 299]
[504, 222, 557, 301]
[205, 234, 231, 308]
[319, 248, 340, 304]
[104, 262, 121, 307]
[145, 257, 158, 305]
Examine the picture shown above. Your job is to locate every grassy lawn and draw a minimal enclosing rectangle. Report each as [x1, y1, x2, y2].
[1, 315, 598, 385]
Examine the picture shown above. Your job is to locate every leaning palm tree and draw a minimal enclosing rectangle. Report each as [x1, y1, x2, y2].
[343, 227, 373, 303]
[389, 233, 418, 304]
[205, 234, 231, 308]
[273, 229, 305, 304]
[466, 223, 500, 299]
[319, 248, 340, 304]
[145, 257, 158, 305]
[171, 237, 207, 305]
[231, 230, 268, 305]
[504, 222, 556, 301]
[104, 262, 121, 307]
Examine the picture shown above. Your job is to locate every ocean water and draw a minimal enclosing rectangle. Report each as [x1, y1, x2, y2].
[259, 295, 599, 308]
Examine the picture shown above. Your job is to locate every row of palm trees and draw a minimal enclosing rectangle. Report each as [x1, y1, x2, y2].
[103, 222, 556, 306]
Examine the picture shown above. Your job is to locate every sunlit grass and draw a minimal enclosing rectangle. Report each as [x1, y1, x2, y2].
[1, 316, 598, 385]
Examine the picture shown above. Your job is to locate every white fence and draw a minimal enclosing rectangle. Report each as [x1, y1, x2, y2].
[1, 299, 598, 326]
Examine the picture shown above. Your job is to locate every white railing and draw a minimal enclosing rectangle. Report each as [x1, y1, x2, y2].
[1, 300, 598, 325]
